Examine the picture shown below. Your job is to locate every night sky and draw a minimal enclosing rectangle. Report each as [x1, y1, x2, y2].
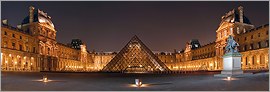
[1, 1, 269, 52]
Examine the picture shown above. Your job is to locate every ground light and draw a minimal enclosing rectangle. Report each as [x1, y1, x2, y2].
[32, 75, 52, 83]
[129, 79, 149, 88]
[227, 76, 231, 80]
[135, 79, 142, 87]
[220, 76, 239, 81]
[43, 75, 48, 82]
[32, 75, 65, 83]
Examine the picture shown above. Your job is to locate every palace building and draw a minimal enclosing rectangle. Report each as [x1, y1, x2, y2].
[1, 6, 92, 72]
[166, 6, 269, 71]
[1, 6, 269, 72]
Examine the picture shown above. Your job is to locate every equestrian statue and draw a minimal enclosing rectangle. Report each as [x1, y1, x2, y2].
[225, 35, 239, 53]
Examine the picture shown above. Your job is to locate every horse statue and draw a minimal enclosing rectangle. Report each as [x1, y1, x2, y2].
[225, 35, 239, 53]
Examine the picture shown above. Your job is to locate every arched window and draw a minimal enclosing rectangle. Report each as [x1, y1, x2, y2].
[252, 56, 255, 65]
[245, 57, 248, 65]
[40, 46, 44, 54]
[266, 40, 269, 47]
[244, 45, 247, 51]
[258, 42, 261, 48]
[48, 48, 50, 55]
[4, 41, 7, 48]
[260, 55, 265, 65]
[250, 44, 253, 50]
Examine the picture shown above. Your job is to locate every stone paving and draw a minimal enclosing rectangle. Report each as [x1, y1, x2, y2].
[1, 71, 269, 91]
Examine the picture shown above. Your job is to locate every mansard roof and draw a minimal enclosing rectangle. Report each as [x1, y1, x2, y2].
[21, 8, 54, 28]
[1, 24, 31, 35]
[189, 39, 201, 50]
[220, 8, 251, 25]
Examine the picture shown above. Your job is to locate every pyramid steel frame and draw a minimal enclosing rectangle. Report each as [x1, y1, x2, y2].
[101, 35, 171, 73]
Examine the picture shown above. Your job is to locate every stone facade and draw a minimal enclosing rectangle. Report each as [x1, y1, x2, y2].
[164, 6, 269, 71]
[1, 6, 269, 72]
[1, 6, 94, 72]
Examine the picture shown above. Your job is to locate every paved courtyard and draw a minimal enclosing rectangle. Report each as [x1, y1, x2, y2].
[1, 71, 269, 91]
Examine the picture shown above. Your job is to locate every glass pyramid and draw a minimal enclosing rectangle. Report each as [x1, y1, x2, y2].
[102, 35, 170, 73]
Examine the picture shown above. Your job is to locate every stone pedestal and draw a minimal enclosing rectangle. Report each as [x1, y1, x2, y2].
[221, 53, 243, 74]
[214, 52, 252, 77]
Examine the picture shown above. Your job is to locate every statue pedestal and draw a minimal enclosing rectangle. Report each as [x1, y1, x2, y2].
[214, 52, 252, 77]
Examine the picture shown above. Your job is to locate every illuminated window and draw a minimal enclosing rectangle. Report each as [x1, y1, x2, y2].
[220, 32, 222, 38]
[47, 48, 50, 55]
[4, 41, 7, 47]
[266, 40, 269, 47]
[252, 56, 255, 65]
[12, 42, 16, 49]
[19, 45, 23, 51]
[257, 42, 261, 48]
[250, 44, 253, 50]
[26, 46, 29, 52]
[237, 27, 240, 34]
[245, 57, 248, 65]
[33, 47, 36, 53]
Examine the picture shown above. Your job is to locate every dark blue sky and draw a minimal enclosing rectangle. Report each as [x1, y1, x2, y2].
[1, 1, 269, 52]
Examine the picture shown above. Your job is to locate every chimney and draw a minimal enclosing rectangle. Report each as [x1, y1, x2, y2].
[29, 6, 35, 23]
[238, 6, 244, 23]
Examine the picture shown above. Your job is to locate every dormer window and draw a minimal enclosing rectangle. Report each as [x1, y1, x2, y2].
[237, 27, 240, 34]
[195, 44, 198, 48]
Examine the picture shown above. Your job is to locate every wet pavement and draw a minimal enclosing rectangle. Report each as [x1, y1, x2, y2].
[1, 71, 269, 91]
